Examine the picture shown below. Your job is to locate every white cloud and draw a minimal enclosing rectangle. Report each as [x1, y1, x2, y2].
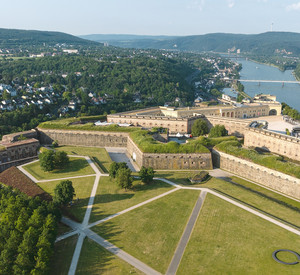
[227, 0, 235, 8]
[286, 2, 300, 11]
[187, 0, 206, 11]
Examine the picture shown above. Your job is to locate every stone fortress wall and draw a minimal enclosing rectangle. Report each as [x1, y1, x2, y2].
[0, 130, 39, 172]
[37, 128, 129, 148]
[127, 136, 213, 170]
[244, 127, 300, 162]
[212, 150, 300, 200]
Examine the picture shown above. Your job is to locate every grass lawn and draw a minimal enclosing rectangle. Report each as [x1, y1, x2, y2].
[76, 238, 143, 275]
[177, 194, 300, 275]
[23, 157, 95, 180]
[155, 171, 199, 185]
[38, 176, 95, 222]
[50, 235, 78, 275]
[157, 172, 300, 228]
[93, 189, 200, 273]
[90, 177, 174, 223]
[55, 146, 112, 173]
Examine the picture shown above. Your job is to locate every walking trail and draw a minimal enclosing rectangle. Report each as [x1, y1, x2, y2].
[18, 157, 300, 275]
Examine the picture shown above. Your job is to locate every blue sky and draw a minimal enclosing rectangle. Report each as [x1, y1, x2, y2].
[1, 0, 300, 35]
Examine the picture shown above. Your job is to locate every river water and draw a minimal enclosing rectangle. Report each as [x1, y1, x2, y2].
[231, 58, 300, 111]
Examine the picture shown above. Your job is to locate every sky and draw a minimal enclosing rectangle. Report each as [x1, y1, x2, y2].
[1, 0, 300, 36]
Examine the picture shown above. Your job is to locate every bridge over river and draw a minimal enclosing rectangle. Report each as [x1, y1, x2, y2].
[237, 79, 300, 84]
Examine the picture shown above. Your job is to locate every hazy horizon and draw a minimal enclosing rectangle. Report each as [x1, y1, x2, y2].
[1, 0, 300, 36]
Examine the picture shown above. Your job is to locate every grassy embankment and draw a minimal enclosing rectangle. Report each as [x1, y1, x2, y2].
[38, 115, 140, 132]
[215, 140, 300, 179]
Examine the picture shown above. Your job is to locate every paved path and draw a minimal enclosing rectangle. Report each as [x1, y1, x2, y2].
[67, 156, 102, 275]
[87, 187, 180, 229]
[166, 191, 207, 275]
[105, 147, 139, 172]
[21, 153, 300, 274]
[85, 229, 161, 275]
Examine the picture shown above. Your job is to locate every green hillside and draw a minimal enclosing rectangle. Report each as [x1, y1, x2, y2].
[0, 28, 100, 47]
[83, 32, 300, 55]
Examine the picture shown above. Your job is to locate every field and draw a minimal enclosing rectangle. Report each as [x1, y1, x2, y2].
[76, 239, 143, 274]
[92, 189, 200, 273]
[55, 146, 112, 173]
[38, 176, 96, 222]
[156, 171, 300, 227]
[23, 157, 95, 180]
[19, 151, 300, 274]
[177, 194, 300, 275]
[50, 235, 78, 275]
[90, 177, 174, 223]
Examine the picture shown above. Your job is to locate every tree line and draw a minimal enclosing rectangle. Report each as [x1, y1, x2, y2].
[0, 185, 60, 275]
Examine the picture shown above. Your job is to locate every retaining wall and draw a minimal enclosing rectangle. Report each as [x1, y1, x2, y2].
[212, 149, 300, 200]
[127, 136, 213, 170]
[244, 127, 300, 162]
[37, 128, 129, 148]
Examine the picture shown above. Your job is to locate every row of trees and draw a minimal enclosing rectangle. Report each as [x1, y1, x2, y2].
[0, 185, 60, 275]
[191, 119, 227, 138]
[109, 162, 155, 190]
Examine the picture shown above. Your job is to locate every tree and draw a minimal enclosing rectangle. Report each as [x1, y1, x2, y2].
[191, 119, 209, 137]
[209, 125, 228, 138]
[139, 166, 155, 184]
[109, 161, 128, 178]
[53, 151, 69, 168]
[53, 180, 75, 206]
[116, 168, 132, 190]
[39, 150, 55, 172]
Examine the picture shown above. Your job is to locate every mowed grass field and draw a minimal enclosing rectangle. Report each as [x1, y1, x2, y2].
[76, 239, 143, 275]
[93, 189, 200, 273]
[90, 177, 174, 223]
[55, 146, 112, 173]
[38, 176, 95, 222]
[156, 171, 300, 228]
[177, 193, 300, 275]
[50, 235, 78, 275]
[23, 157, 95, 180]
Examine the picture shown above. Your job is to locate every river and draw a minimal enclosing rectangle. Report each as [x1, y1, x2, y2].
[231, 58, 300, 112]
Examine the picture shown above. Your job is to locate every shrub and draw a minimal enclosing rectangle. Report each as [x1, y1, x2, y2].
[139, 166, 155, 184]
[190, 171, 210, 184]
[209, 125, 228, 138]
[116, 168, 132, 190]
[109, 162, 128, 178]
[39, 150, 55, 172]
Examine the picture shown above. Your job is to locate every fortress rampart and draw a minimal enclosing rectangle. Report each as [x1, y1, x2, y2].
[204, 116, 249, 136]
[244, 127, 300, 161]
[127, 136, 213, 170]
[37, 128, 129, 148]
[212, 149, 300, 200]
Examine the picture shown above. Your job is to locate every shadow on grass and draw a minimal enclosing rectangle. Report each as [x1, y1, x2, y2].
[212, 187, 300, 230]
[94, 221, 124, 247]
[51, 159, 90, 175]
[155, 172, 195, 186]
[61, 196, 91, 223]
[220, 176, 300, 213]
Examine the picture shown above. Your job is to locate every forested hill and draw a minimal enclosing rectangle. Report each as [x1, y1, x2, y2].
[0, 28, 100, 47]
[82, 32, 300, 55]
